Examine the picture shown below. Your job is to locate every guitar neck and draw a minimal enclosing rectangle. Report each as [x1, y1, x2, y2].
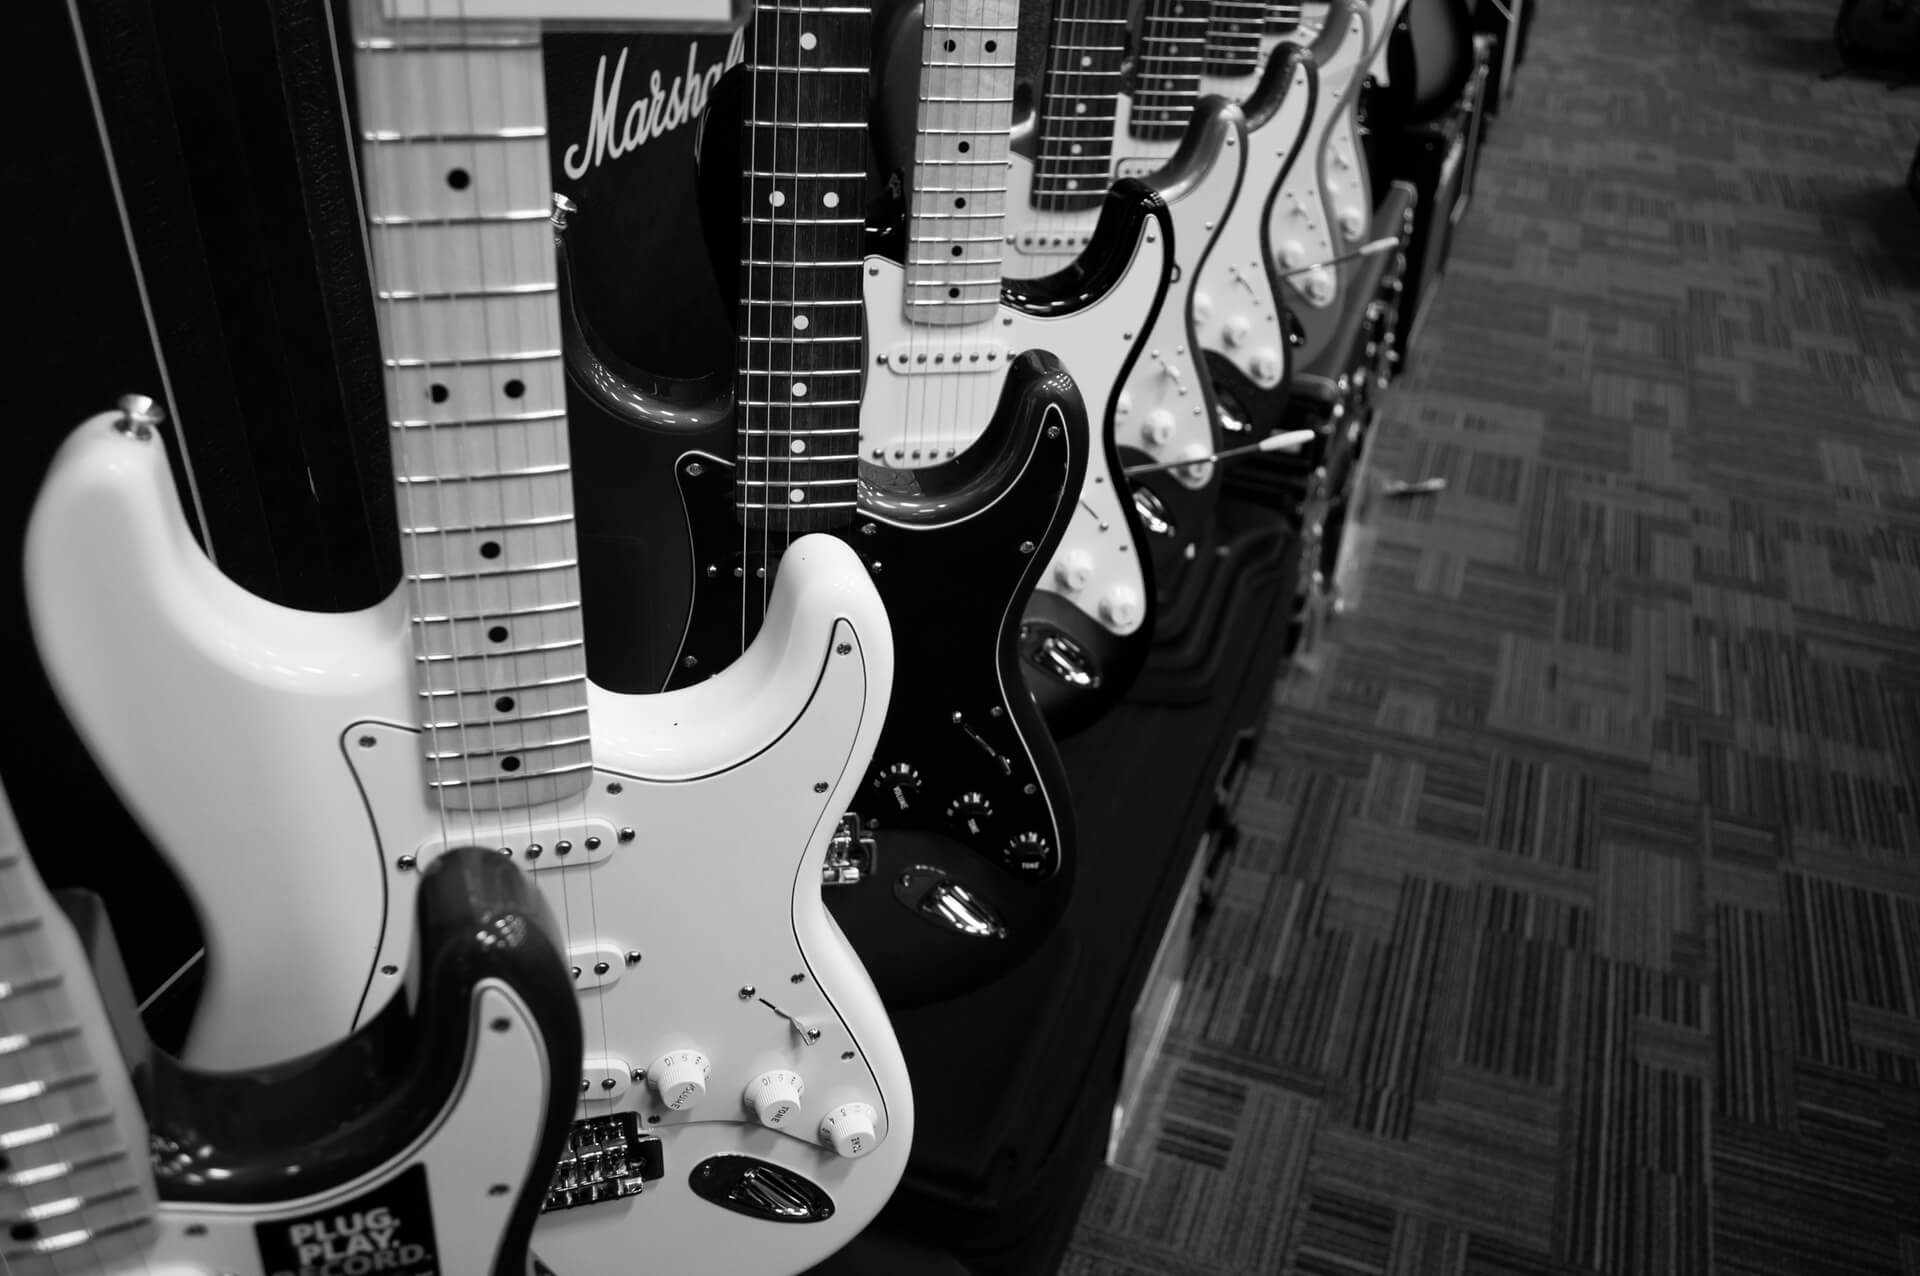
[733, 0, 875, 535]
[1206, 0, 1269, 73]
[0, 787, 158, 1273]
[1029, 0, 1129, 213]
[1130, 0, 1210, 141]
[348, 0, 594, 810]
[1268, 2, 1306, 33]
[903, 0, 1019, 325]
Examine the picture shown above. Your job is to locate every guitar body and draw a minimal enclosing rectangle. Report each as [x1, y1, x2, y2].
[1270, 0, 1381, 373]
[673, 351, 1086, 1005]
[1004, 100, 1246, 641]
[1382, 0, 1478, 128]
[25, 412, 912, 1274]
[2, 775, 574, 1276]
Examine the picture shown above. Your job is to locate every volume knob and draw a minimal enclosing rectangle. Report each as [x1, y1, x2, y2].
[1141, 410, 1177, 447]
[744, 1070, 805, 1129]
[1100, 586, 1144, 629]
[1222, 316, 1251, 347]
[648, 1050, 710, 1111]
[1054, 549, 1095, 591]
[820, 1102, 881, 1159]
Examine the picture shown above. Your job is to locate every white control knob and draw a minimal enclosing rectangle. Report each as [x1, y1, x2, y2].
[743, 1070, 805, 1129]
[1100, 586, 1144, 629]
[1115, 388, 1134, 417]
[1191, 290, 1214, 323]
[1279, 240, 1307, 271]
[1221, 315, 1251, 347]
[1338, 206, 1366, 240]
[648, 1050, 710, 1111]
[1141, 410, 1177, 447]
[819, 1102, 882, 1159]
[1251, 348, 1283, 385]
[1306, 270, 1335, 305]
[1175, 444, 1215, 490]
[1054, 549, 1095, 591]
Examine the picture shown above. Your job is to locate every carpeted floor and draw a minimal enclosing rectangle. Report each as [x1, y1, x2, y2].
[1060, 2, 1920, 1273]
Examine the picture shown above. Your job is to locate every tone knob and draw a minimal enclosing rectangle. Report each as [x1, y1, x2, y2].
[1174, 444, 1215, 490]
[1115, 388, 1134, 417]
[819, 1103, 882, 1159]
[648, 1050, 710, 1111]
[1221, 315, 1251, 347]
[1251, 348, 1283, 385]
[1141, 410, 1177, 447]
[744, 1070, 805, 1129]
[874, 761, 921, 808]
[1100, 586, 1144, 628]
[1305, 270, 1335, 304]
[1338, 206, 1366, 240]
[1278, 240, 1307, 271]
[946, 791, 994, 834]
[1191, 290, 1214, 323]
[1004, 831, 1056, 875]
[1054, 549, 1095, 591]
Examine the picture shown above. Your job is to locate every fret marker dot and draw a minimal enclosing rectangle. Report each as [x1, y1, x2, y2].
[790, 488, 807, 503]
[948, 287, 961, 298]
[488, 625, 509, 643]
[429, 383, 450, 403]
[1081, 55, 1092, 67]
[480, 541, 501, 559]
[790, 439, 807, 454]
[944, 38, 957, 52]
[792, 382, 808, 397]
[768, 190, 787, 207]
[1071, 144, 1084, 155]
[955, 196, 967, 208]
[800, 31, 817, 49]
[447, 168, 471, 190]
[823, 191, 839, 208]
[504, 379, 525, 399]
[1075, 103, 1087, 115]
[985, 39, 997, 51]
[793, 314, 810, 330]
[952, 245, 964, 256]
[1068, 179, 1081, 189]
[958, 140, 971, 153]
[500, 756, 522, 773]
[495, 696, 515, 712]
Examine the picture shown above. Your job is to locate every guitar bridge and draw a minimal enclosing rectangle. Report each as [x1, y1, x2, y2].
[543, 1112, 663, 1211]
[823, 815, 874, 887]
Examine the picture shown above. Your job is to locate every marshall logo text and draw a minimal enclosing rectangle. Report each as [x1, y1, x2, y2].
[562, 32, 747, 180]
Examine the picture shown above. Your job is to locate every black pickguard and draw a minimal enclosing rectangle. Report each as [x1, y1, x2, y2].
[671, 352, 1088, 1006]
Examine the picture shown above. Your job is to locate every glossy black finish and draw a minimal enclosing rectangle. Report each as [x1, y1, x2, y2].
[1382, 0, 1481, 129]
[673, 352, 1087, 1005]
[127, 847, 581, 1276]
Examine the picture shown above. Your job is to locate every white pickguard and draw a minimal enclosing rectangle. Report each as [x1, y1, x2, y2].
[25, 412, 914, 1276]
[1189, 60, 1317, 400]
[859, 215, 1165, 636]
[1000, 112, 1246, 492]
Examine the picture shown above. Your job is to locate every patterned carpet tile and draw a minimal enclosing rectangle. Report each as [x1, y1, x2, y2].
[1065, 0, 1920, 1270]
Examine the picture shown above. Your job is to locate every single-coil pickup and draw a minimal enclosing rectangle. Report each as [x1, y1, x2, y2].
[1113, 157, 1162, 181]
[883, 341, 1008, 374]
[568, 941, 632, 992]
[410, 816, 619, 875]
[1009, 229, 1093, 256]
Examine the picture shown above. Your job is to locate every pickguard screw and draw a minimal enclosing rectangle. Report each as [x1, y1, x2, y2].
[841, 1051, 856, 1061]
[836, 643, 852, 655]
[490, 1018, 511, 1033]
[860, 523, 877, 536]
[381, 965, 398, 975]
[739, 985, 756, 999]
[625, 950, 643, 966]
[396, 855, 417, 871]
[683, 654, 699, 667]
[618, 827, 636, 843]
[899, 874, 913, 888]
[686, 462, 705, 476]
[804, 1027, 823, 1044]
[869, 560, 883, 573]
[585, 836, 602, 850]
[790, 973, 807, 984]
[1047, 426, 1060, 439]
[1024, 783, 1037, 795]
[814, 781, 830, 793]
[607, 782, 624, 794]
[358, 735, 377, 749]
[1018, 540, 1036, 554]
[951, 711, 964, 722]
[488, 1184, 510, 1196]
[594, 962, 610, 975]
[990, 706, 1004, 718]
[632, 1068, 646, 1081]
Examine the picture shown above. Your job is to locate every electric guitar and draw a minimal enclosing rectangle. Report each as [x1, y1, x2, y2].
[25, 3, 912, 1270]
[560, 0, 1087, 1005]
[0, 776, 577, 1276]
[862, 0, 1167, 734]
[1270, 0, 1402, 375]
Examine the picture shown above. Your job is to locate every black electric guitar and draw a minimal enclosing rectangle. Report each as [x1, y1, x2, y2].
[0, 778, 585, 1276]
[561, 0, 1088, 1006]
[1381, 0, 1479, 128]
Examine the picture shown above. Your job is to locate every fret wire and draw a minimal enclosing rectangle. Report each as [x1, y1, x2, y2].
[417, 600, 582, 622]
[410, 558, 579, 582]
[416, 638, 585, 663]
[426, 735, 593, 760]
[740, 426, 864, 436]
[417, 673, 587, 698]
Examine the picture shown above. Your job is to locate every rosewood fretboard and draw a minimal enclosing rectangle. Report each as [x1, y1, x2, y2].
[1129, 0, 1210, 142]
[1029, 0, 1128, 213]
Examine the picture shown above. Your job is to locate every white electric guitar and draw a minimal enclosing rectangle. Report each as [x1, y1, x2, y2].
[863, 0, 1169, 723]
[0, 773, 577, 1276]
[24, 3, 911, 1272]
[1005, 0, 1319, 440]
[1270, 0, 1403, 370]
